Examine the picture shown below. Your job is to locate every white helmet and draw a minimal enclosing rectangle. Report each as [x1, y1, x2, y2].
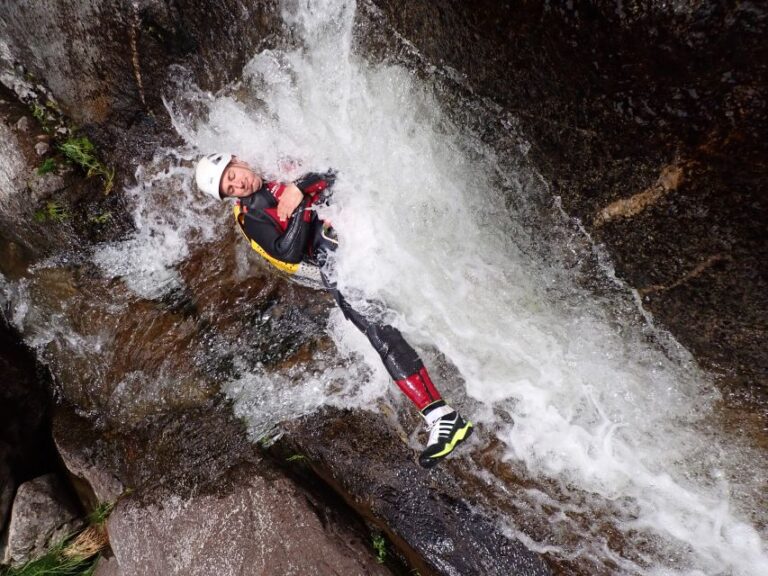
[195, 153, 232, 199]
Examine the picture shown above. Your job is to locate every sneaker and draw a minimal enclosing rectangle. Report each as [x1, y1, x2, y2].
[419, 407, 473, 468]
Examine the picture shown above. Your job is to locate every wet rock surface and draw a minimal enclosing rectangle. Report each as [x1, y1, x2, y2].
[53, 412, 125, 508]
[1, 70, 398, 567]
[272, 407, 552, 576]
[48, 397, 399, 574]
[371, 0, 768, 398]
[2, 474, 83, 566]
[106, 461, 391, 576]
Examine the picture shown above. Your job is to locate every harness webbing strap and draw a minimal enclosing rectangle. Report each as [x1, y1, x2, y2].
[233, 203, 300, 274]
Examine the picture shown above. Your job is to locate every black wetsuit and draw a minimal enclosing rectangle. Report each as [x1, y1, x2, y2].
[235, 172, 444, 411]
[237, 172, 334, 264]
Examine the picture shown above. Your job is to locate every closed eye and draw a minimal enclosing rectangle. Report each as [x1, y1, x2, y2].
[226, 169, 235, 195]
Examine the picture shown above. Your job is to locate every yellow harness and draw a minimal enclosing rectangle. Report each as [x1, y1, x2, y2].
[232, 203, 324, 288]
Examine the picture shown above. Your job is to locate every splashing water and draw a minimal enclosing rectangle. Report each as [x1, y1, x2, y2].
[98, 0, 766, 574]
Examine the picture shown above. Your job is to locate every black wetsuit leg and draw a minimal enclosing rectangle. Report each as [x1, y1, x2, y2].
[328, 284, 425, 382]
[315, 243, 422, 383]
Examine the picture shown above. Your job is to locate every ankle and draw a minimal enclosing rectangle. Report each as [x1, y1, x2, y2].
[421, 400, 454, 426]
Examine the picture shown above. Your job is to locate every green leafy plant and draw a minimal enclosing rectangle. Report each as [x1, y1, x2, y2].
[58, 136, 115, 194]
[36, 158, 57, 175]
[256, 429, 282, 449]
[34, 201, 70, 223]
[1, 499, 114, 576]
[0, 536, 100, 576]
[29, 101, 59, 135]
[372, 534, 387, 564]
[27, 98, 118, 196]
[87, 211, 112, 225]
[88, 501, 115, 526]
[285, 454, 306, 463]
[30, 103, 48, 126]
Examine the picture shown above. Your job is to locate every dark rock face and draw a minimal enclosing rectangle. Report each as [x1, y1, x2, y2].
[371, 0, 768, 395]
[0, 316, 56, 536]
[0, 83, 129, 261]
[0, 0, 283, 163]
[0, 462, 11, 538]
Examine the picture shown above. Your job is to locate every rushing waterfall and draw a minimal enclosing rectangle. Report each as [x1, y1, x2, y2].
[82, 0, 767, 574]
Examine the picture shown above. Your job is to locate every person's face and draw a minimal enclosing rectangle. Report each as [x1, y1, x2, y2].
[220, 159, 262, 198]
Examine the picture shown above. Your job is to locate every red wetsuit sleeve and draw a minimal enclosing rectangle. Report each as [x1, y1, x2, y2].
[265, 181, 288, 202]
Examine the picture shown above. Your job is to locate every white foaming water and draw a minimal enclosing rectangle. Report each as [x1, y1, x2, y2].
[108, 0, 766, 574]
[92, 150, 221, 299]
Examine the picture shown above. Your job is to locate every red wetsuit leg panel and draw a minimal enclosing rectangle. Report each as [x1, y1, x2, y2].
[395, 366, 443, 411]
[323, 281, 445, 413]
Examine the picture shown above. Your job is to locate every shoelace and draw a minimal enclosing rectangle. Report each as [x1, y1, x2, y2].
[426, 414, 458, 446]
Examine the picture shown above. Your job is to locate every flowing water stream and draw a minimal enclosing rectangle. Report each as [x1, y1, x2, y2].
[12, 0, 764, 574]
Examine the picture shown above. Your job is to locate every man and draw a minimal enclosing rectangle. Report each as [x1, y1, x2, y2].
[195, 153, 473, 467]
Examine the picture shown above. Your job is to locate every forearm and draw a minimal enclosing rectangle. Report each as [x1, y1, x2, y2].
[242, 197, 311, 264]
[273, 196, 312, 262]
